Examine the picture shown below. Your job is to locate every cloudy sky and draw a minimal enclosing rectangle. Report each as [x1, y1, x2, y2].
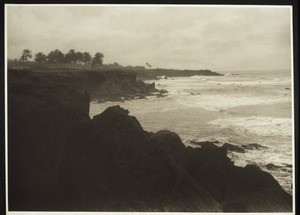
[6, 5, 292, 71]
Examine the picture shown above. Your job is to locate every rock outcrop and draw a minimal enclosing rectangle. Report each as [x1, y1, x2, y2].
[58, 107, 221, 211]
[57, 107, 292, 212]
[241, 143, 268, 150]
[8, 69, 165, 103]
[8, 71, 91, 210]
[8, 70, 292, 212]
[221, 143, 246, 153]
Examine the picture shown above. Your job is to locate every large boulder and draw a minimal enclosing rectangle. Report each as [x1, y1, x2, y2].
[58, 106, 222, 211]
[150, 135, 292, 212]
[184, 145, 292, 212]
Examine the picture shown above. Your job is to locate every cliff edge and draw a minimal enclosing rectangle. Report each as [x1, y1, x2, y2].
[8, 70, 292, 212]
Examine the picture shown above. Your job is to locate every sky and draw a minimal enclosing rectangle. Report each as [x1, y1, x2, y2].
[6, 5, 292, 71]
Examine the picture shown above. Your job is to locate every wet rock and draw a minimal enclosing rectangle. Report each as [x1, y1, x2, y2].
[159, 89, 168, 94]
[190, 140, 223, 147]
[145, 82, 156, 92]
[135, 95, 146, 99]
[221, 143, 245, 153]
[190, 92, 201, 95]
[241, 143, 268, 150]
[266, 163, 281, 170]
[283, 163, 292, 168]
[156, 93, 167, 98]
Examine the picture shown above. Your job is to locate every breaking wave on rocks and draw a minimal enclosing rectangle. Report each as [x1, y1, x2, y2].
[90, 69, 293, 195]
[176, 94, 290, 111]
[209, 116, 292, 137]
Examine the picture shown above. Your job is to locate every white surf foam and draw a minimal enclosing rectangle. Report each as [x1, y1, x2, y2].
[190, 75, 210, 81]
[208, 116, 292, 137]
[177, 94, 290, 111]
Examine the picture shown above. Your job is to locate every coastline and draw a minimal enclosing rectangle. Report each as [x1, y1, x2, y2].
[7, 69, 292, 211]
[89, 72, 293, 195]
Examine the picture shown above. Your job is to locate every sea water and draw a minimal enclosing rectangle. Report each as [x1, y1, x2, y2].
[89, 70, 293, 195]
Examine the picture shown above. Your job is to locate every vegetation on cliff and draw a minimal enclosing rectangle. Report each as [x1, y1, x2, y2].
[8, 49, 223, 79]
[10, 49, 104, 69]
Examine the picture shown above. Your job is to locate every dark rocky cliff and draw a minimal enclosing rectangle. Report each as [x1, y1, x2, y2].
[9, 69, 161, 102]
[59, 106, 221, 211]
[8, 70, 292, 212]
[8, 72, 91, 210]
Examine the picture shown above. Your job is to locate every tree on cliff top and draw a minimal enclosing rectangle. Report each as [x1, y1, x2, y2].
[75, 51, 84, 64]
[82, 52, 92, 65]
[64, 49, 77, 65]
[47, 49, 65, 65]
[19, 49, 32, 63]
[91, 52, 104, 67]
[34, 52, 47, 63]
[13, 49, 105, 69]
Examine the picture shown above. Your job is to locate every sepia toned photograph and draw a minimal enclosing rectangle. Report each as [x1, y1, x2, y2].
[5, 4, 294, 213]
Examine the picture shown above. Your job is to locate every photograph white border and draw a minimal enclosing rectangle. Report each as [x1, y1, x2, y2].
[4, 4, 296, 215]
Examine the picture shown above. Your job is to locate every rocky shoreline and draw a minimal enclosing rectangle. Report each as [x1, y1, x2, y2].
[8, 69, 292, 212]
[136, 68, 223, 80]
[9, 69, 167, 103]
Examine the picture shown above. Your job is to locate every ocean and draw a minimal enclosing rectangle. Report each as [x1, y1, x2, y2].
[89, 70, 293, 195]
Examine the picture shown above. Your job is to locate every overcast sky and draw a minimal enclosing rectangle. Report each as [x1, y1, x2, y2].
[6, 5, 292, 71]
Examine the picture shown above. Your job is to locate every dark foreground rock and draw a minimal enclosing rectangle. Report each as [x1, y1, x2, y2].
[8, 72, 292, 212]
[8, 81, 90, 210]
[59, 107, 221, 211]
[59, 107, 292, 212]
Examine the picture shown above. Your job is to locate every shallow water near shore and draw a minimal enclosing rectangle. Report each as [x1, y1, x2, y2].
[90, 70, 293, 195]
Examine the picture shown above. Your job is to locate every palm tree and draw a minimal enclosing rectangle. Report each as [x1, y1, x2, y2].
[19, 49, 32, 63]
[64, 49, 77, 68]
[82, 52, 92, 67]
[34, 52, 47, 64]
[91, 52, 104, 67]
[47, 49, 65, 68]
[146, 62, 152, 68]
[75, 51, 84, 66]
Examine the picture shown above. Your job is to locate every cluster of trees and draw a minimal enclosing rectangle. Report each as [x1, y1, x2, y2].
[17, 49, 104, 68]
[11, 49, 153, 71]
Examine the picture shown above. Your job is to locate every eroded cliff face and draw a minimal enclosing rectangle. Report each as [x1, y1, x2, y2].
[8, 69, 160, 102]
[8, 71, 91, 210]
[8, 70, 292, 212]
